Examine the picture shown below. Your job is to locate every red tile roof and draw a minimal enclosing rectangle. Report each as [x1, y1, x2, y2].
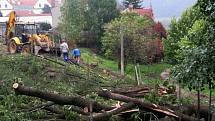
[19, 0, 38, 6]
[134, 8, 154, 18]
[10, 0, 53, 6]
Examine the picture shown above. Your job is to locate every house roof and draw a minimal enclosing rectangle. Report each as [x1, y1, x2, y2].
[9, 0, 53, 6]
[134, 8, 154, 18]
[6, 10, 51, 17]
[16, 10, 51, 16]
[19, 0, 38, 6]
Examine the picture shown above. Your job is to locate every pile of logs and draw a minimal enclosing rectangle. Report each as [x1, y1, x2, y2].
[13, 83, 214, 121]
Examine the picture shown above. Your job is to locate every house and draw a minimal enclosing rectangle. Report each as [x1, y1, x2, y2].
[0, 0, 54, 25]
[0, 0, 13, 16]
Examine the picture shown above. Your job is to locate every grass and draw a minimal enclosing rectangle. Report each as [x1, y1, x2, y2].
[0, 54, 120, 120]
[79, 48, 214, 104]
[1, 47, 208, 120]
[80, 48, 171, 78]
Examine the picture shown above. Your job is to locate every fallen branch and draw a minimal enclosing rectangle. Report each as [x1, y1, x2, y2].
[44, 106, 65, 119]
[68, 105, 90, 115]
[90, 102, 135, 121]
[13, 83, 113, 112]
[24, 101, 55, 112]
[111, 87, 150, 97]
[98, 90, 201, 121]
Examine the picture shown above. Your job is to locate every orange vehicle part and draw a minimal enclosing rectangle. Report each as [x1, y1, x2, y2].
[5, 11, 16, 37]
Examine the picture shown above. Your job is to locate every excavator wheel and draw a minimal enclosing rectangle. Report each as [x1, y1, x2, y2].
[8, 40, 17, 54]
[21, 45, 31, 54]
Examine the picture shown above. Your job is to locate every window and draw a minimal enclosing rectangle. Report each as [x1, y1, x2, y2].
[39, 3, 41, 7]
[5, 4, 7, 8]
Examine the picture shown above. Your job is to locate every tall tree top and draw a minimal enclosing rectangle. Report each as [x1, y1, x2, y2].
[123, 0, 142, 9]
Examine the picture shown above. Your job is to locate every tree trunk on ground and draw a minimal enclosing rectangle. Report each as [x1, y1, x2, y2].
[98, 90, 201, 121]
[179, 104, 212, 121]
[13, 83, 113, 112]
[90, 102, 135, 121]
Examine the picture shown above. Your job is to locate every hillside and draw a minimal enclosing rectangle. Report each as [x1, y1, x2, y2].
[0, 42, 211, 121]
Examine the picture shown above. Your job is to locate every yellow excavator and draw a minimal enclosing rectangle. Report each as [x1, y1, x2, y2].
[5, 11, 57, 54]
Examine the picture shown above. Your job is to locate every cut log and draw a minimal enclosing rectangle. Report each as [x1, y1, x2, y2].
[91, 102, 135, 121]
[13, 83, 113, 112]
[98, 90, 200, 121]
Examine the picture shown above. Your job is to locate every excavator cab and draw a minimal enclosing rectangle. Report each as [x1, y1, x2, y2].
[7, 22, 39, 53]
[5, 11, 59, 55]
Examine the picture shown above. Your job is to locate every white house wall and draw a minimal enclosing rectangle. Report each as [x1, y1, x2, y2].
[33, 9, 42, 14]
[0, 16, 52, 25]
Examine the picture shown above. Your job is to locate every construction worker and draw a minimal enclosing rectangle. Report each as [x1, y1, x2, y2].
[72, 45, 81, 64]
[60, 39, 69, 62]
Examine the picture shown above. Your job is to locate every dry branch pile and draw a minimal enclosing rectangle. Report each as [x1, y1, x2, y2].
[13, 83, 213, 121]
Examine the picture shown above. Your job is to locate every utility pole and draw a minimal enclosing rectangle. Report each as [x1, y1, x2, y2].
[120, 25, 124, 76]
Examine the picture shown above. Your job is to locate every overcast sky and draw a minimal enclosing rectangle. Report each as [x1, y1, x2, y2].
[141, 0, 197, 19]
[117, 0, 197, 19]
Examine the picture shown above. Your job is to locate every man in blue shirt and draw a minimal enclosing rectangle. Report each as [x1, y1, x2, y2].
[72, 45, 81, 64]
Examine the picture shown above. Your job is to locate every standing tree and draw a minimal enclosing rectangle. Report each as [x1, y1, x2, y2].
[59, 0, 119, 46]
[101, 12, 158, 66]
[164, 6, 204, 64]
[42, 4, 51, 14]
[59, 0, 86, 40]
[123, 0, 142, 9]
[170, 0, 215, 120]
[40, 23, 52, 31]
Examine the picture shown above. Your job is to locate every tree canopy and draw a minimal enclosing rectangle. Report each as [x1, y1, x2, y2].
[101, 12, 160, 64]
[59, 0, 119, 46]
[123, 0, 142, 9]
[42, 4, 51, 14]
[168, 0, 215, 91]
[164, 6, 204, 64]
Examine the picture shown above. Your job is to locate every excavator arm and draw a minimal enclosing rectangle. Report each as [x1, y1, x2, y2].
[5, 11, 16, 38]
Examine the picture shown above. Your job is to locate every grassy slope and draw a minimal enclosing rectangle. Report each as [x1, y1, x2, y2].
[0, 54, 118, 120]
[0, 46, 196, 120]
[80, 48, 172, 85]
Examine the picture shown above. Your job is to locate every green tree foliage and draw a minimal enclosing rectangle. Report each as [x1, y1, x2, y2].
[59, 0, 119, 46]
[172, 0, 215, 90]
[164, 6, 204, 64]
[39, 23, 52, 31]
[101, 12, 159, 64]
[83, 0, 119, 47]
[123, 0, 142, 9]
[42, 4, 51, 13]
[59, 0, 86, 39]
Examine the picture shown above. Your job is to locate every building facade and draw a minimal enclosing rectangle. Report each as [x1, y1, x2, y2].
[0, 0, 56, 25]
